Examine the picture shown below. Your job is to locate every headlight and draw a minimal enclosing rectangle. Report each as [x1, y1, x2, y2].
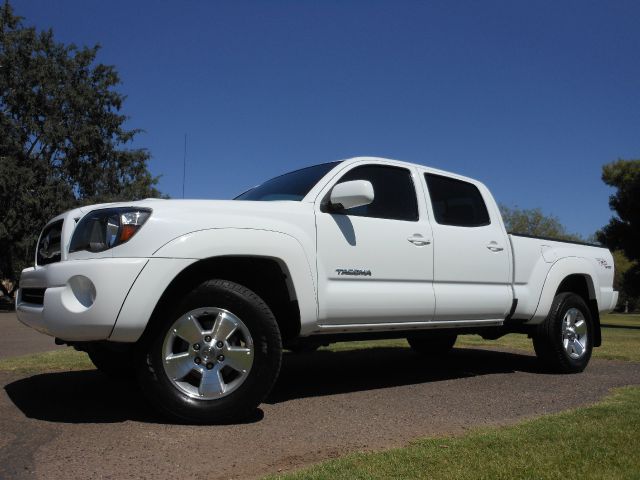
[69, 207, 151, 253]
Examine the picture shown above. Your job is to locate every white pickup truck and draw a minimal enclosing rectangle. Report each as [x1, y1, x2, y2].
[17, 157, 618, 423]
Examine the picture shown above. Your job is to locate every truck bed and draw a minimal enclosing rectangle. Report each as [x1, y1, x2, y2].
[509, 233, 617, 322]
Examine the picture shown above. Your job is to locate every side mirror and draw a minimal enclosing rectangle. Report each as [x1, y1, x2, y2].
[329, 180, 374, 211]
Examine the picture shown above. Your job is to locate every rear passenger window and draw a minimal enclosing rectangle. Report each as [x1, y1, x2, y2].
[335, 165, 419, 221]
[425, 174, 490, 227]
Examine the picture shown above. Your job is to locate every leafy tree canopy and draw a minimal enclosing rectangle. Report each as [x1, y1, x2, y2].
[0, 3, 162, 289]
[500, 205, 582, 242]
[597, 160, 640, 260]
[611, 250, 638, 311]
[598, 159, 640, 298]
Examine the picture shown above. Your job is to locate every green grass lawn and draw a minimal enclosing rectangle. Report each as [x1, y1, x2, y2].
[0, 347, 93, 374]
[600, 313, 640, 328]
[266, 386, 640, 480]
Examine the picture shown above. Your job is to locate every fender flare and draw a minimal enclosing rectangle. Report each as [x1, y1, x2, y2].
[531, 256, 601, 346]
[110, 228, 318, 342]
[533, 257, 600, 322]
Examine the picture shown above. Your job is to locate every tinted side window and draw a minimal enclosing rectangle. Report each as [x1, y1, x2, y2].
[335, 165, 419, 221]
[425, 174, 490, 227]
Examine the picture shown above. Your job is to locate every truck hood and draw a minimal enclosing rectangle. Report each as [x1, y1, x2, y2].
[70, 198, 318, 258]
[92, 197, 315, 223]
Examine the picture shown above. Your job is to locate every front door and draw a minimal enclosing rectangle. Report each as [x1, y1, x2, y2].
[315, 163, 435, 326]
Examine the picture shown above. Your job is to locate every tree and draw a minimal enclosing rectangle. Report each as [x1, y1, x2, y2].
[499, 205, 582, 242]
[598, 159, 640, 299]
[611, 250, 638, 312]
[0, 3, 162, 292]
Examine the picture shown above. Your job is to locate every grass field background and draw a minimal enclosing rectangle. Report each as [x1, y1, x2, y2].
[324, 313, 640, 362]
[0, 314, 638, 372]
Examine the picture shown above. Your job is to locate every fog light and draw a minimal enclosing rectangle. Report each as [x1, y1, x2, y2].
[61, 275, 96, 313]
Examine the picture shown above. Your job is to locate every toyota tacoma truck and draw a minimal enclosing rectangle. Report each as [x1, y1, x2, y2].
[16, 157, 618, 423]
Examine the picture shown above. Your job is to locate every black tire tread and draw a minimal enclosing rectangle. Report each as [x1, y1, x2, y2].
[533, 292, 592, 374]
[136, 279, 282, 424]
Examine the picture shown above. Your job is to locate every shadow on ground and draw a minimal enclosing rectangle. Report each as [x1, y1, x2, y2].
[4, 347, 544, 425]
[270, 347, 544, 403]
[601, 323, 640, 330]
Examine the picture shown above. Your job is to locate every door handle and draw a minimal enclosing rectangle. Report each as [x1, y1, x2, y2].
[408, 235, 431, 246]
[486, 242, 504, 252]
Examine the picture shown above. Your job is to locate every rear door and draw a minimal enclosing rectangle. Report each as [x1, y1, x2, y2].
[422, 172, 512, 321]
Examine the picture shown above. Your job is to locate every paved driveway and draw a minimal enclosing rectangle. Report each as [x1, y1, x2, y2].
[0, 313, 62, 360]
[1, 344, 639, 480]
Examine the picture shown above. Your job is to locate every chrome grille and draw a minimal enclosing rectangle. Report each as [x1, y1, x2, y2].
[21, 288, 46, 305]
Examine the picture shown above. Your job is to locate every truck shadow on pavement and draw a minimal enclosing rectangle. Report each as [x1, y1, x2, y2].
[4, 371, 181, 425]
[4, 347, 543, 425]
[268, 347, 542, 403]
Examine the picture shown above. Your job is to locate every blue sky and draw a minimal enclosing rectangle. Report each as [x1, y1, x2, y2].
[14, 0, 640, 237]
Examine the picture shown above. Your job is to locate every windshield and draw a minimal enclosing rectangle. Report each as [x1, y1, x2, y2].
[234, 161, 342, 201]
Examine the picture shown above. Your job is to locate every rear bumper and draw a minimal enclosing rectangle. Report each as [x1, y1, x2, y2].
[609, 291, 619, 312]
[16, 258, 148, 341]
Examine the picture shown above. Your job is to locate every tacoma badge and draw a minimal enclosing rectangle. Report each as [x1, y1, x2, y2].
[336, 268, 372, 276]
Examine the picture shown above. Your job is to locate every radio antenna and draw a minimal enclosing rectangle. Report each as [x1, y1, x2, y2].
[182, 133, 187, 198]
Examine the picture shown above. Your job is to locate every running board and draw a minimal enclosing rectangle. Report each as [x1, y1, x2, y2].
[313, 319, 504, 335]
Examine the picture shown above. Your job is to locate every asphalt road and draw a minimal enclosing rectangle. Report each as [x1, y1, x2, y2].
[0, 312, 63, 359]
[2, 344, 640, 480]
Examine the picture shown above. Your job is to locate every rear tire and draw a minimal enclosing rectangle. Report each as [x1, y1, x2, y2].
[136, 279, 282, 424]
[407, 332, 457, 356]
[533, 292, 593, 373]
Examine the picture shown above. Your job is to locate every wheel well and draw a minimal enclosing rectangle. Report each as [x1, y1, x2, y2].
[144, 256, 301, 344]
[556, 274, 592, 302]
[556, 274, 601, 347]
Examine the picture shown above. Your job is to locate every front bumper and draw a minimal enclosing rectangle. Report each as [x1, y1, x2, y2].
[16, 258, 148, 341]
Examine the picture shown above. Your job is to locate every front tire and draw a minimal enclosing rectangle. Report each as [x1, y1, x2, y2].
[136, 279, 282, 423]
[533, 292, 593, 373]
